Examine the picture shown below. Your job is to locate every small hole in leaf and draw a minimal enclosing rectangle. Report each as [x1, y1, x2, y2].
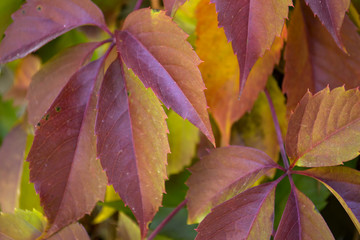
[55, 106, 61, 112]
[127, 91, 131, 96]
[37, 5, 42, 11]
[44, 114, 49, 120]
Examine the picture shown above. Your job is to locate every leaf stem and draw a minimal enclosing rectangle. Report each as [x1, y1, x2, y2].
[264, 88, 289, 170]
[134, 0, 144, 11]
[147, 199, 188, 240]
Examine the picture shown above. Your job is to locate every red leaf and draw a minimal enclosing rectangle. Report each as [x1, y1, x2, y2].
[163, 0, 187, 16]
[116, 9, 214, 146]
[27, 58, 107, 237]
[274, 186, 334, 240]
[304, 0, 350, 49]
[96, 60, 169, 237]
[27, 42, 100, 126]
[0, 124, 27, 212]
[186, 146, 279, 223]
[0, 0, 107, 64]
[48, 223, 90, 240]
[285, 87, 360, 167]
[300, 167, 360, 232]
[283, 0, 360, 111]
[195, 181, 278, 240]
[210, 0, 291, 94]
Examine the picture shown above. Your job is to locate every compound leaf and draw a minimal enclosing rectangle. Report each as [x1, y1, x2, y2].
[27, 58, 107, 237]
[0, 0, 107, 64]
[116, 9, 214, 145]
[300, 167, 360, 232]
[196, 181, 278, 240]
[283, 0, 360, 111]
[96, 59, 169, 238]
[27, 42, 100, 126]
[186, 146, 279, 223]
[286, 87, 360, 167]
[274, 186, 334, 239]
[211, 0, 291, 94]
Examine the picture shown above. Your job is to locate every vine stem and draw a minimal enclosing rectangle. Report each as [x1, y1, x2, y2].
[134, 0, 144, 11]
[264, 88, 289, 170]
[148, 199, 188, 240]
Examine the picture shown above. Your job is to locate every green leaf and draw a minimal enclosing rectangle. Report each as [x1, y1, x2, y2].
[117, 212, 141, 240]
[286, 87, 360, 167]
[167, 110, 199, 176]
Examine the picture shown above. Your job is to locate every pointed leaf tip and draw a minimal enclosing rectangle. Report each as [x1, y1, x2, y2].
[0, 0, 106, 64]
[116, 8, 214, 146]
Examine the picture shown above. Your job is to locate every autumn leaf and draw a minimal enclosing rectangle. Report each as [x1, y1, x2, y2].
[304, 0, 350, 49]
[164, 0, 187, 16]
[195, 181, 279, 240]
[274, 186, 334, 239]
[186, 146, 280, 223]
[0, 0, 108, 64]
[27, 42, 101, 126]
[299, 167, 360, 232]
[195, 0, 285, 146]
[95, 59, 169, 238]
[116, 8, 214, 145]
[210, 0, 291, 95]
[27, 58, 107, 237]
[283, 0, 360, 111]
[0, 124, 28, 212]
[286, 87, 360, 167]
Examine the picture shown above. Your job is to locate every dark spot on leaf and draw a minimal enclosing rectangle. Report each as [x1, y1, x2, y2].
[55, 106, 61, 112]
[127, 91, 131, 96]
[45, 114, 49, 120]
[22, 10, 26, 14]
[37, 5, 42, 11]
[152, 9, 160, 13]
[37, 122, 41, 127]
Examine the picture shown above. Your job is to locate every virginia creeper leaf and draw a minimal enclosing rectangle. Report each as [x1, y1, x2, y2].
[27, 58, 107, 237]
[96, 59, 169, 237]
[186, 146, 279, 223]
[166, 110, 199, 176]
[304, 0, 350, 49]
[274, 186, 334, 239]
[116, 8, 214, 145]
[283, 0, 360, 111]
[0, 124, 27, 212]
[0, 0, 107, 64]
[286, 87, 360, 167]
[210, 0, 291, 95]
[48, 223, 90, 240]
[0, 209, 46, 240]
[164, 0, 187, 16]
[27, 42, 100, 126]
[300, 167, 360, 232]
[4, 55, 41, 106]
[196, 0, 285, 146]
[195, 181, 278, 240]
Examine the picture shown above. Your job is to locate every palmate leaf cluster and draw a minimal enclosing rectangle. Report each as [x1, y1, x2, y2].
[0, 0, 360, 239]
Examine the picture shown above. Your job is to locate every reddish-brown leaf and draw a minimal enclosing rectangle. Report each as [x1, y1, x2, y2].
[26, 42, 100, 126]
[286, 87, 360, 167]
[210, 0, 291, 94]
[274, 186, 334, 239]
[195, 0, 285, 146]
[95, 60, 169, 238]
[116, 9, 214, 145]
[195, 181, 278, 240]
[304, 0, 350, 49]
[283, 0, 360, 111]
[48, 223, 90, 240]
[0, 124, 27, 212]
[0, 0, 107, 64]
[164, 0, 187, 16]
[27, 58, 107, 237]
[300, 167, 360, 232]
[186, 146, 279, 223]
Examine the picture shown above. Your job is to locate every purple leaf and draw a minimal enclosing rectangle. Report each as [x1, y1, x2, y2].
[27, 42, 101, 126]
[210, 0, 292, 94]
[0, 124, 27, 212]
[0, 0, 108, 64]
[96, 59, 169, 238]
[195, 181, 278, 239]
[116, 9, 214, 146]
[274, 186, 334, 239]
[27, 58, 107, 237]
